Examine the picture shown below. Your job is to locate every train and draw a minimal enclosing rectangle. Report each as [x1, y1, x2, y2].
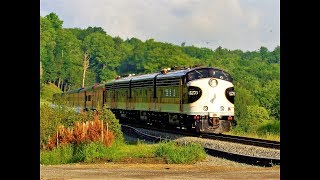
[53, 66, 236, 134]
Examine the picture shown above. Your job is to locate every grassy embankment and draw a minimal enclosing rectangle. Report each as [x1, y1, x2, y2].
[226, 131, 280, 142]
[228, 120, 280, 141]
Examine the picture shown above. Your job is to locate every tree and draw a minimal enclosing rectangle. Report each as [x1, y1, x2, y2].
[237, 105, 270, 132]
[45, 12, 63, 30]
[54, 29, 83, 89]
[82, 52, 90, 88]
[257, 80, 280, 120]
[68, 26, 107, 41]
[268, 45, 280, 64]
[259, 46, 269, 62]
[83, 32, 120, 82]
[234, 87, 258, 121]
[40, 16, 57, 83]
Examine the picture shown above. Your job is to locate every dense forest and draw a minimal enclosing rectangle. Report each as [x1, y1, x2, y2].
[40, 13, 280, 135]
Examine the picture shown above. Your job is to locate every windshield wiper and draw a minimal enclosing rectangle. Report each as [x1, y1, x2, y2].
[194, 70, 204, 78]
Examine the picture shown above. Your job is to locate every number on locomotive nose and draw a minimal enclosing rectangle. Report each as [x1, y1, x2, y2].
[189, 91, 198, 95]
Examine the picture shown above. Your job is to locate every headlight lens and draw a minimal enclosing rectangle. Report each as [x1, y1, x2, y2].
[209, 78, 218, 87]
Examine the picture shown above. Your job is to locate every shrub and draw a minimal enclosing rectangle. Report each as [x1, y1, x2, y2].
[235, 105, 270, 133]
[72, 142, 108, 162]
[40, 103, 119, 149]
[155, 141, 206, 164]
[40, 103, 79, 149]
[81, 142, 110, 162]
[257, 120, 280, 135]
[99, 106, 124, 142]
[40, 144, 73, 165]
[40, 83, 62, 102]
[41, 142, 110, 165]
[45, 116, 115, 150]
[40, 104, 62, 148]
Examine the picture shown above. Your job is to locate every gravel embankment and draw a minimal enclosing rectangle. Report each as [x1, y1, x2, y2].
[133, 127, 280, 160]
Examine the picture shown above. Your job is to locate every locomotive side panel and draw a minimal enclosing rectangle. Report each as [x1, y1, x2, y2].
[131, 79, 153, 111]
[85, 88, 93, 110]
[105, 83, 112, 109]
[115, 89, 129, 110]
[157, 86, 181, 113]
[131, 87, 149, 111]
[78, 89, 86, 110]
[156, 77, 182, 113]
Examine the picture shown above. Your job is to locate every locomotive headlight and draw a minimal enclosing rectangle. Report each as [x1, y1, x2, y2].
[228, 91, 236, 96]
[209, 78, 218, 87]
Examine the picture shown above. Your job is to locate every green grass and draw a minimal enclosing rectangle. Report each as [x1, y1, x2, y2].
[40, 141, 157, 165]
[155, 141, 206, 164]
[40, 99, 50, 105]
[226, 130, 280, 141]
[98, 141, 157, 161]
[229, 119, 280, 141]
[40, 141, 207, 165]
[40, 144, 74, 165]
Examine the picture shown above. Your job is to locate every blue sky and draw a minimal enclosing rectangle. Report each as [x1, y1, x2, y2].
[40, 0, 280, 51]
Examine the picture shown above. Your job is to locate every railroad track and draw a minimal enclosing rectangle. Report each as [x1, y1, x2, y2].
[121, 124, 280, 167]
[200, 133, 280, 149]
[120, 122, 280, 149]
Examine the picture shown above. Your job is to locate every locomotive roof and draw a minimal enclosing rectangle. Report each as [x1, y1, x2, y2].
[65, 89, 79, 94]
[61, 66, 229, 94]
[110, 66, 227, 83]
[93, 83, 105, 89]
[130, 73, 159, 81]
[157, 68, 192, 79]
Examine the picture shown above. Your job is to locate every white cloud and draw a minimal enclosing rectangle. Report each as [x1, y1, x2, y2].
[40, 0, 279, 51]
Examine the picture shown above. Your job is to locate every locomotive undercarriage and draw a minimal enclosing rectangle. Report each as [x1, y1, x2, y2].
[110, 109, 231, 134]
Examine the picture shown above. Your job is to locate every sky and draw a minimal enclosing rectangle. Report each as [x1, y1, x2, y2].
[40, 0, 280, 51]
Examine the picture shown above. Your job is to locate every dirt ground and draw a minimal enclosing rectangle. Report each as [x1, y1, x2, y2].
[40, 156, 280, 180]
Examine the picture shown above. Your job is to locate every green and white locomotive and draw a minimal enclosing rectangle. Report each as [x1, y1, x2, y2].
[55, 66, 236, 134]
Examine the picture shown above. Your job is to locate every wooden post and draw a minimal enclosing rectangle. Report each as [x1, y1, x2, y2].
[101, 120, 104, 143]
[56, 130, 59, 147]
[82, 122, 85, 140]
[107, 123, 109, 137]
[82, 122, 85, 134]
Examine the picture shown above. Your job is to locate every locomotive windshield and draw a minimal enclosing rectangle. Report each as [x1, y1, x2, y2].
[186, 68, 233, 82]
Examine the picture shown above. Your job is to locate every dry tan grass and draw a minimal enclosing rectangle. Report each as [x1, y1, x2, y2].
[45, 114, 114, 150]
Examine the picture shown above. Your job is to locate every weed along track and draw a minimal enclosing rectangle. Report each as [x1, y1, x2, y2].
[121, 124, 280, 167]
